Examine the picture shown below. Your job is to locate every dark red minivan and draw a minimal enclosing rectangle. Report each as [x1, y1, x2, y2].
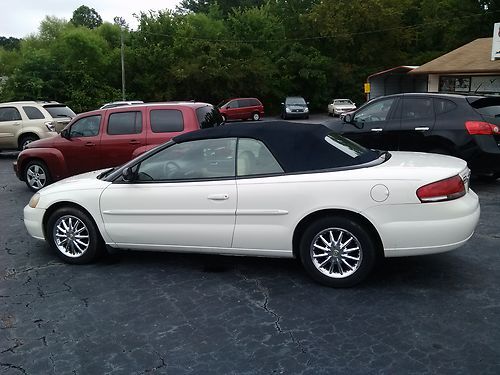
[217, 98, 264, 122]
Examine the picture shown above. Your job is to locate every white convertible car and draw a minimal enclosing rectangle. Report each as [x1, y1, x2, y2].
[24, 122, 480, 287]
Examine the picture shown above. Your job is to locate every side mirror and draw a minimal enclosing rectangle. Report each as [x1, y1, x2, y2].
[122, 167, 136, 182]
[307, 102, 310, 105]
[61, 129, 71, 140]
[226, 105, 231, 109]
[281, 102, 284, 106]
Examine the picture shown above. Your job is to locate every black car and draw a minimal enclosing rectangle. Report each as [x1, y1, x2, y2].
[340, 93, 500, 179]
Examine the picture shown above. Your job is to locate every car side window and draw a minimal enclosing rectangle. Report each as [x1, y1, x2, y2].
[353, 98, 395, 123]
[137, 138, 236, 181]
[402, 98, 434, 120]
[434, 99, 457, 115]
[69, 115, 101, 137]
[150, 110, 184, 133]
[228, 100, 239, 109]
[108, 112, 142, 135]
[0, 107, 22, 122]
[22, 106, 45, 120]
[237, 138, 284, 176]
[239, 99, 251, 107]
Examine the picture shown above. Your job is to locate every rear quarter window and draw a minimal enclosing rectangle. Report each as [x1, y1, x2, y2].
[150, 110, 184, 133]
[434, 99, 457, 115]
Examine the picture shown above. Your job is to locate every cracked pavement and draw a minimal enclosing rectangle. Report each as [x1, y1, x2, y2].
[1, 152, 500, 374]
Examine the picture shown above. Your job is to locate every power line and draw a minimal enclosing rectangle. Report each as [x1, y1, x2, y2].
[136, 9, 500, 44]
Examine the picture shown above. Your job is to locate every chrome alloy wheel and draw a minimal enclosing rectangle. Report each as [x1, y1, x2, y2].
[26, 164, 47, 190]
[53, 215, 90, 258]
[310, 227, 363, 279]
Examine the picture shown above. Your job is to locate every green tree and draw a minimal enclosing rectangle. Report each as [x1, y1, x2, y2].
[71, 5, 103, 29]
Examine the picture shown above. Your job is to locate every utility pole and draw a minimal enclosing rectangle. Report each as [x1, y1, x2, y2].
[114, 17, 126, 100]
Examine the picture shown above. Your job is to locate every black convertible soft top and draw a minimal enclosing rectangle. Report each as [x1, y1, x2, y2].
[173, 121, 378, 173]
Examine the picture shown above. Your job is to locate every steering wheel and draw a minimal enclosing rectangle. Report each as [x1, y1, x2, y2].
[164, 161, 181, 178]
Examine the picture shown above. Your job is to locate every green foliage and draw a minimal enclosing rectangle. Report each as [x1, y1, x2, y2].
[0, 1, 498, 113]
[70, 5, 103, 29]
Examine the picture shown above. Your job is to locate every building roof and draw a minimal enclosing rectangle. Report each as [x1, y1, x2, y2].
[410, 38, 500, 75]
[367, 66, 419, 80]
[173, 122, 379, 173]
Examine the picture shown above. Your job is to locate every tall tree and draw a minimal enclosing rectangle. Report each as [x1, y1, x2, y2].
[71, 5, 103, 29]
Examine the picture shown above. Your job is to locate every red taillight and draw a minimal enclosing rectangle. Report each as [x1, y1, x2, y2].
[416, 175, 465, 203]
[465, 121, 499, 135]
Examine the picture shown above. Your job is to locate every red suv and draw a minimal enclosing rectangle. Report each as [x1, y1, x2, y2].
[14, 102, 222, 191]
[217, 98, 264, 122]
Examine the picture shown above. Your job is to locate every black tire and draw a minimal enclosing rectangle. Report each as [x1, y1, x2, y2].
[18, 134, 39, 151]
[299, 216, 377, 287]
[46, 207, 104, 264]
[281, 113, 287, 120]
[252, 112, 260, 121]
[24, 160, 52, 192]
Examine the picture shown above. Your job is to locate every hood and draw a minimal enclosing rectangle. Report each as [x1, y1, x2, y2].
[26, 136, 57, 149]
[39, 169, 112, 195]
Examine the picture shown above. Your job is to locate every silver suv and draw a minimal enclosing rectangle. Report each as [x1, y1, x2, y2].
[0, 101, 75, 151]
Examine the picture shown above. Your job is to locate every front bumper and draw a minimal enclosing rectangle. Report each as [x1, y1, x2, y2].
[362, 189, 480, 257]
[285, 111, 308, 118]
[24, 205, 46, 240]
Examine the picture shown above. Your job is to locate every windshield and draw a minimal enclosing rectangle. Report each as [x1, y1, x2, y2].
[286, 97, 306, 106]
[335, 100, 353, 105]
[43, 105, 76, 118]
[196, 105, 224, 128]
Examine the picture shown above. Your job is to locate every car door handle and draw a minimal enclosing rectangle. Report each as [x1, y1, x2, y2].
[208, 194, 229, 201]
[414, 127, 429, 131]
[13, 122, 21, 126]
[371, 128, 383, 132]
[129, 140, 140, 145]
[85, 142, 95, 147]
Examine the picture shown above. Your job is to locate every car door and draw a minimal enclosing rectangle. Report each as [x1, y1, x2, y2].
[225, 100, 239, 120]
[341, 97, 400, 151]
[57, 115, 102, 175]
[100, 138, 237, 249]
[232, 138, 289, 252]
[99, 109, 145, 168]
[0, 106, 23, 148]
[397, 96, 436, 152]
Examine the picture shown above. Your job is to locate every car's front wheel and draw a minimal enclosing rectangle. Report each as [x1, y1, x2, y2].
[46, 207, 104, 264]
[299, 216, 377, 287]
[252, 112, 260, 121]
[24, 160, 51, 192]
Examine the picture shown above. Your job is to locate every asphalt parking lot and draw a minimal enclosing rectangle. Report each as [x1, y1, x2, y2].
[1, 133, 500, 374]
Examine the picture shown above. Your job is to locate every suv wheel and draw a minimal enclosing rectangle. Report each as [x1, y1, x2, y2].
[252, 112, 260, 121]
[24, 160, 51, 192]
[19, 135, 39, 151]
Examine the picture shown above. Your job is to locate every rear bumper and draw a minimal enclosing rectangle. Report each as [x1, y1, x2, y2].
[362, 190, 480, 257]
[24, 205, 46, 240]
[467, 135, 500, 173]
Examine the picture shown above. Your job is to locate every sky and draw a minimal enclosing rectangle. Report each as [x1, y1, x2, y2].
[0, 0, 180, 38]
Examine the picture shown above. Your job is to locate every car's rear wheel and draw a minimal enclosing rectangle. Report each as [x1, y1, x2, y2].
[299, 216, 377, 287]
[252, 112, 260, 121]
[24, 160, 51, 192]
[19, 134, 39, 150]
[46, 207, 104, 264]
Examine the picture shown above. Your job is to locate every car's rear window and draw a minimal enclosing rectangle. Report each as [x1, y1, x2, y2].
[324, 133, 379, 164]
[43, 105, 76, 119]
[468, 97, 500, 117]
